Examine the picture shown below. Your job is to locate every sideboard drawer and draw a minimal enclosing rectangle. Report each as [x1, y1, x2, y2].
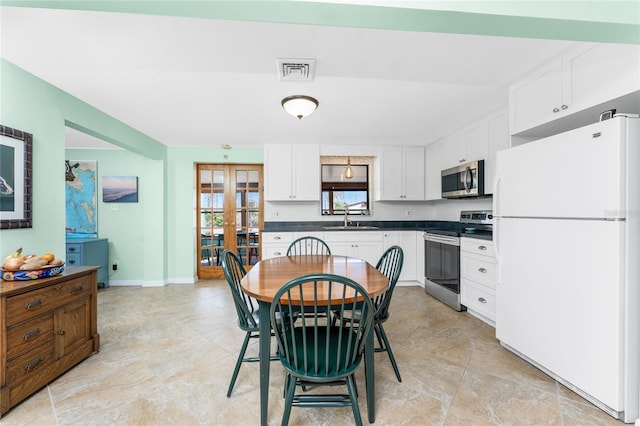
[6, 275, 93, 326]
[6, 341, 56, 386]
[6, 313, 55, 360]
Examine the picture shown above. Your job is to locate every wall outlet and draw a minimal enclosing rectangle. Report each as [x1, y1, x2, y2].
[112, 261, 118, 271]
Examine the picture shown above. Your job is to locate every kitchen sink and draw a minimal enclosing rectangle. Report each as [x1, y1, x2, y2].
[322, 225, 379, 230]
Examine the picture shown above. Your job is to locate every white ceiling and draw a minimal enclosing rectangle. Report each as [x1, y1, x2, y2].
[0, 3, 627, 150]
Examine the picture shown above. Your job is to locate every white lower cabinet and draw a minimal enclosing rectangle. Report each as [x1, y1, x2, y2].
[460, 238, 496, 326]
[323, 232, 383, 266]
[261, 232, 294, 259]
[383, 231, 417, 281]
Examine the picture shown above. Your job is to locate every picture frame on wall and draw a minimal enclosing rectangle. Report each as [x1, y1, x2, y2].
[102, 176, 138, 203]
[0, 125, 33, 229]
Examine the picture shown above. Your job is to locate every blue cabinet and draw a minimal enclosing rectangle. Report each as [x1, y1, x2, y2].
[65, 238, 109, 287]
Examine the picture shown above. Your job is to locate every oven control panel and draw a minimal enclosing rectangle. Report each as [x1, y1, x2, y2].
[460, 210, 493, 225]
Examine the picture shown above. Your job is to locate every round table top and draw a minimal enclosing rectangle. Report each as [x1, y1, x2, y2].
[240, 255, 389, 303]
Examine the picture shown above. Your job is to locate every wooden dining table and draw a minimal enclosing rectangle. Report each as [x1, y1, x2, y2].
[240, 254, 389, 426]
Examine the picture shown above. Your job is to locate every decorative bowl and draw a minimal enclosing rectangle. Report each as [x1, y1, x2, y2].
[1, 263, 65, 281]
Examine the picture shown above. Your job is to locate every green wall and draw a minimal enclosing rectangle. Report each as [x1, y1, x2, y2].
[1, 59, 169, 285]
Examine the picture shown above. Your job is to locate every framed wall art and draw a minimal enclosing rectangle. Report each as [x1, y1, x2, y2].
[65, 160, 98, 237]
[0, 125, 33, 229]
[102, 176, 138, 203]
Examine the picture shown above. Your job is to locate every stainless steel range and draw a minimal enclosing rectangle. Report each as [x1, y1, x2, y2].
[423, 210, 493, 311]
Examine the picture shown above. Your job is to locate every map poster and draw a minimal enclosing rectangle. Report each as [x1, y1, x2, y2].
[65, 160, 98, 237]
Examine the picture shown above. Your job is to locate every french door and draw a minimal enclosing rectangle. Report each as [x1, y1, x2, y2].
[197, 164, 263, 279]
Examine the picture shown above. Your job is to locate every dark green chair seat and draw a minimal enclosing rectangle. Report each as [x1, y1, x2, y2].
[270, 274, 374, 426]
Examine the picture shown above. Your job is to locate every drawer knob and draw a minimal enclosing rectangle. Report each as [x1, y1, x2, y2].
[25, 356, 44, 372]
[478, 246, 487, 251]
[478, 297, 487, 304]
[478, 268, 487, 273]
[58, 330, 66, 336]
[23, 328, 42, 341]
[25, 298, 44, 311]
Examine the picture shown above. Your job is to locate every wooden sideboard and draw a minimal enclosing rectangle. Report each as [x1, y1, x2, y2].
[0, 267, 101, 416]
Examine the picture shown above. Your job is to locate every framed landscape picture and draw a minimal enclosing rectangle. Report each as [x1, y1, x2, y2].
[102, 176, 138, 203]
[0, 125, 33, 229]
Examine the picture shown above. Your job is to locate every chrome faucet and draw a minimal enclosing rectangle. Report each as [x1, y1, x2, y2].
[344, 206, 352, 227]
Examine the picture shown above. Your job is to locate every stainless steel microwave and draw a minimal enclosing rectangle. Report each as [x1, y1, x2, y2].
[441, 160, 485, 199]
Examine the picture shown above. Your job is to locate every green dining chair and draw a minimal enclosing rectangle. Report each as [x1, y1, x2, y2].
[286, 236, 331, 256]
[332, 245, 404, 382]
[270, 273, 374, 426]
[221, 249, 278, 397]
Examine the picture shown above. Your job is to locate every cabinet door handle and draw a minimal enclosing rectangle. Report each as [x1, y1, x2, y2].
[553, 107, 560, 113]
[58, 330, 66, 335]
[26, 298, 44, 311]
[71, 285, 84, 294]
[25, 356, 44, 372]
[478, 297, 487, 304]
[23, 328, 42, 341]
[478, 268, 487, 273]
[459, 158, 466, 163]
[561, 104, 568, 110]
[478, 245, 487, 251]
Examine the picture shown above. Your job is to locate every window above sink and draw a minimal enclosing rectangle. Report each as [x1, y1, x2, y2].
[320, 157, 371, 216]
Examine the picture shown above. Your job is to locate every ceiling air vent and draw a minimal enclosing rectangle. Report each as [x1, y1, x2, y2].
[276, 58, 316, 81]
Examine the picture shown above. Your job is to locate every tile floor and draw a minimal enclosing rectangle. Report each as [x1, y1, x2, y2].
[1, 281, 625, 425]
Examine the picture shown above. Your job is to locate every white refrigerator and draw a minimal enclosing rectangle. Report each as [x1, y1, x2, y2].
[493, 115, 639, 423]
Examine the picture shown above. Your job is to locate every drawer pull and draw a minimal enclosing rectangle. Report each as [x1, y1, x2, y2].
[26, 298, 44, 311]
[71, 285, 84, 294]
[478, 246, 487, 251]
[478, 268, 487, 273]
[478, 297, 487, 304]
[68, 259, 76, 265]
[274, 251, 281, 256]
[25, 356, 44, 372]
[274, 236, 281, 240]
[68, 247, 76, 252]
[23, 328, 42, 341]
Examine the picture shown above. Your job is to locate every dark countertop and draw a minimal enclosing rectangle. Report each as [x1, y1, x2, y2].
[263, 220, 492, 241]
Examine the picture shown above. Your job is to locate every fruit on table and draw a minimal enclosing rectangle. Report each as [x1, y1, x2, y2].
[3, 257, 24, 271]
[2, 248, 64, 271]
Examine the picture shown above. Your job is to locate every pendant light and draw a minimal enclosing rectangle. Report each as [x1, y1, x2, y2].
[344, 157, 354, 179]
[281, 95, 318, 119]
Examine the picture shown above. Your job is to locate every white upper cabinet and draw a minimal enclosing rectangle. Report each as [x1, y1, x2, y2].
[426, 106, 508, 199]
[510, 43, 640, 135]
[444, 121, 488, 168]
[264, 144, 320, 201]
[425, 140, 445, 201]
[375, 146, 425, 201]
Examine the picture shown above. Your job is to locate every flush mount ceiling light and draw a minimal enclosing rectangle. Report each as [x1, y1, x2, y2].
[281, 95, 318, 120]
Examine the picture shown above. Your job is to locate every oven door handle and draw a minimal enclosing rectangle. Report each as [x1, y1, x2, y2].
[424, 233, 460, 246]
